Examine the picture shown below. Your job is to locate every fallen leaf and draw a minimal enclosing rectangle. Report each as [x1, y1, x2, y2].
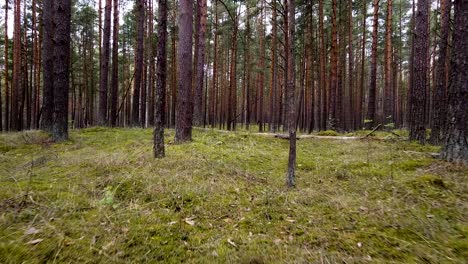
[227, 239, 237, 248]
[168, 221, 177, 225]
[426, 214, 434, 219]
[273, 238, 282, 245]
[357, 242, 363, 248]
[27, 239, 43, 245]
[24, 227, 41, 235]
[184, 218, 195, 226]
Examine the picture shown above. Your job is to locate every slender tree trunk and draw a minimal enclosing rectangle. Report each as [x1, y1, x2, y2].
[269, 1, 278, 132]
[384, 0, 393, 124]
[211, 0, 218, 128]
[132, 0, 145, 126]
[285, 0, 296, 187]
[41, 0, 54, 132]
[110, 0, 119, 126]
[148, 0, 155, 126]
[429, 0, 451, 144]
[347, 0, 354, 131]
[3, 0, 9, 131]
[174, 0, 193, 142]
[328, 0, 338, 130]
[193, 0, 207, 126]
[318, 0, 326, 131]
[53, 0, 71, 141]
[98, 0, 111, 125]
[245, 3, 251, 129]
[31, 0, 39, 129]
[409, 0, 429, 143]
[258, 3, 265, 132]
[154, 0, 168, 158]
[440, 0, 468, 164]
[357, 0, 367, 130]
[170, 0, 177, 127]
[366, 0, 379, 129]
[11, 0, 22, 131]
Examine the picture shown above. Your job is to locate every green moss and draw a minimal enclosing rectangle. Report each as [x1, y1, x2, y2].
[317, 130, 339, 136]
[0, 127, 466, 263]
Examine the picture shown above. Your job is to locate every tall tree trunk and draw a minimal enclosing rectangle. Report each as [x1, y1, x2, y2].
[170, 0, 177, 127]
[11, 0, 22, 131]
[384, 0, 393, 124]
[53, 0, 71, 141]
[148, 0, 155, 126]
[285, 0, 296, 187]
[228, 12, 238, 131]
[366, 0, 379, 129]
[154, 0, 168, 158]
[328, 0, 338, 130]
[210, 0, 218, 128]
[110, 0, 119, 126]
[193, 0, 207, 127]
[174, 0, 193, 142]
[409, 0, 429, 143]
[440, 0, 468, 164]
[99, 0, 112, 125]
[357, 0, 367, 130]
[318, 0, 326, 131]
[270, 0, 278, 132]
[132, 0, 145, 126]
[429, 0, 451, 144]
[347, 0, 354, 131]
[41, 0, 54, 132]
[3, 0, 9, 131]
[31, 0, 39, 129]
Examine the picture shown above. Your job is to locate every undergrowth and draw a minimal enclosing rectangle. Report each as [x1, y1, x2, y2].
[0, 127, 466, 263]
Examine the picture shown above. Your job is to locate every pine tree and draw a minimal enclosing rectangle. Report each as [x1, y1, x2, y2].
[52, 0, 72, 141]
[174, 0, 194, 142]
[154, 0, 168, 158]
[409, 0, 429, 143]
[440, 0, 468, 164]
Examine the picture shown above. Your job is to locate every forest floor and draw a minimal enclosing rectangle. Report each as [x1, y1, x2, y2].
[0, 127, 467, 263]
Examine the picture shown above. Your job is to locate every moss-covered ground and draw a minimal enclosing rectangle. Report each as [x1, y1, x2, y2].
[0, 127, 466, 263]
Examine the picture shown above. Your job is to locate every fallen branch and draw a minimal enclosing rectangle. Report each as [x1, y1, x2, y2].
[365, 124, 382, 137]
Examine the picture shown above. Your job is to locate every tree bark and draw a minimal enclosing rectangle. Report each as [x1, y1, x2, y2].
[132, 0, 145, 126]
[328, 0, 338, 130]
[110, 0, 119, 126]
[174, 0, 193, 142]
[347, 0, 354, 131]
[211, 0, 218, 128]
[154, 0, 168, 158]
[383, 0, 393, 124]
[429, 0, 451, 144]
[11, 0, 22, 131]
[357, 0, 367, 130]
[440, 0, 468, 164]
[3, 0, 9, 131]
[193, 0, 207, 127]
[98, 0, 111, 125]
[409, 0, 429, 143]
[270, 0, 278, 132]
[318, 0, 326, 131]
[53, 0, 71, 141]
[286, 0, 296, 187]
[366, 0, 379, 129]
